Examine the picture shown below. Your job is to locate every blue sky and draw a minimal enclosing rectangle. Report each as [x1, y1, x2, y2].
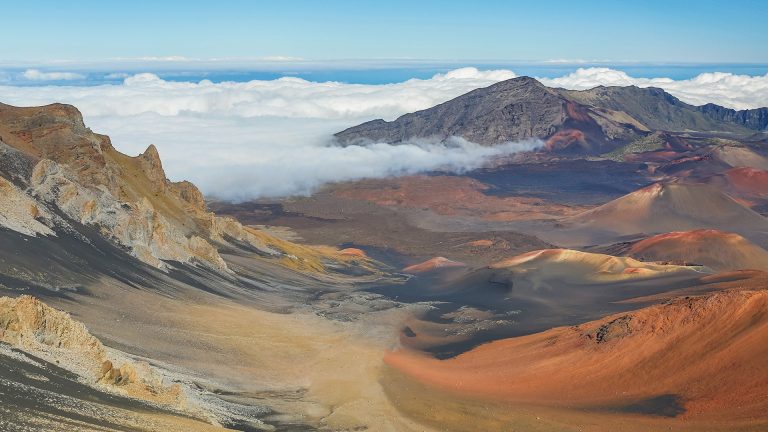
[2, 0, 767, 64]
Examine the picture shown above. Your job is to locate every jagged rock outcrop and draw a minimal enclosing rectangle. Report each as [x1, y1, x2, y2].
[138, 144, 166, 187]
[0, 295, 184, 406]
[0, 176, 55, 237]
[175, 179, 208, 212]
[0, 295, 103, 356]
[27, 157, 228, 270]
[0, 102, 289, 271]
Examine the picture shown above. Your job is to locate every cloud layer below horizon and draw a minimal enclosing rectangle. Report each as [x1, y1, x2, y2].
[0, 67, 766, 200]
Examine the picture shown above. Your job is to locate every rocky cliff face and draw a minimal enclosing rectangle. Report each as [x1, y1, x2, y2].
[696, 103, 768, 131]
[0, 102, 299, 271]
[335, 78, 763, 152]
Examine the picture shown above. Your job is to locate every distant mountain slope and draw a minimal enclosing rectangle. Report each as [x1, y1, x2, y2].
[336, 77, 764, 153]
[559, 85, 750, 133]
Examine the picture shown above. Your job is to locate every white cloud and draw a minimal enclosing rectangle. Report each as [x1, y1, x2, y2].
[0, 67, 525, 200]
[9, 66, 514, 120]
[105, 72, 130, 79]
[111, 56, 193, 62]
[21, 69, 85, 81]
[0, 67, 766, 200]
[540, 67, 768, 110]
[193, 137, 543, 201]
[543, 59, 588, 64]
[259, 56, 305, 62]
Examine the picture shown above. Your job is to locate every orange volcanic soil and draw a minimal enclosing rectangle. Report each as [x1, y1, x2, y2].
[403, 257, 466, 274]
[564, 182, 768, 244]
[490, 248, 702, 282]
[386, 286, 768, 422]
[629, 230, 768, 272]
[332, 175, 584, 221]
[338, 247, 367, 258]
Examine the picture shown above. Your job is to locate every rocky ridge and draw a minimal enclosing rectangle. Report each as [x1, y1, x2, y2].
[0, 102, 347, 272]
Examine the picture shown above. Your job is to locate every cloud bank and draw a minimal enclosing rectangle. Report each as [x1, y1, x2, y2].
[0, 67, 766, 200]
[21, 69, 85, 81]
[540, 68, 768, 110]
[194, 137, 543, 201]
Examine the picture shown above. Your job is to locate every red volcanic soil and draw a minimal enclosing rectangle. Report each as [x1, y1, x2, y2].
[386, 286, 768, 421]
[332, 175, 584, 221]
[724, 167, 768, 196]
[624, 150, 682, 163]
[545, 129, 586, 151]
[338, 247, 367, 258]
[628, 230, 768, 272]
[565, 101, 592, 122]
[655, 154, 717, 178]
[403, 257, 466, 274]
[702, 167, 768, 210]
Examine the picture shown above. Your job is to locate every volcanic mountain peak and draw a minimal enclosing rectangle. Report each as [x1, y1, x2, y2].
[403, 256, 466, 274]
[490, 248, 701, 282]
[336, 78, 764, 152]
[335, 75, 576, 147]
[712, 145, 768, 170]
[566, 182, 768, 244]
